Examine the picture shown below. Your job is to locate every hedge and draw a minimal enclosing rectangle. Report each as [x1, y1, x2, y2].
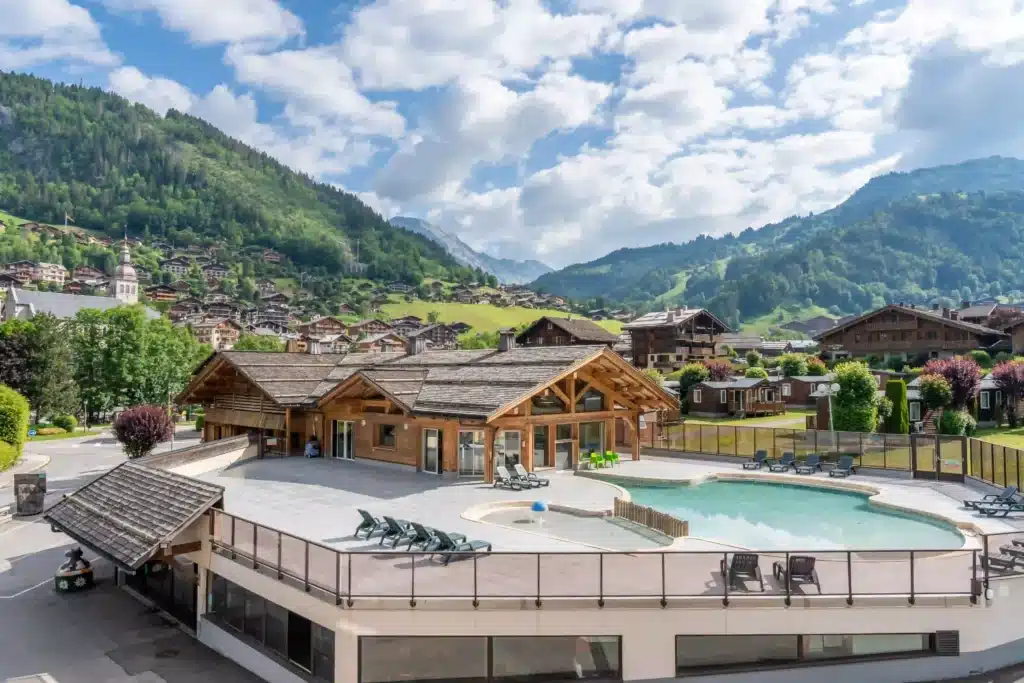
[53, 415, 78, 433]
[884, 380, 909, 434]
[0, 384, 30, 450]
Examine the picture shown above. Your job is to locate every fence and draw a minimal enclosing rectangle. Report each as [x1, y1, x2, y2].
[613, 498, 688, 538]
[208, 509, 988, 608]
[968, 439, 1024, 490]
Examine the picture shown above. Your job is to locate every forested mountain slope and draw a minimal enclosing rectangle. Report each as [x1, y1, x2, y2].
[533, 157, 1024, 327]
[0, 71, 462, 283]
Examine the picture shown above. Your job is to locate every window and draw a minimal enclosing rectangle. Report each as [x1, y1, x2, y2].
[693, 389, 702, 403]
[910, 402, 921, 422]
[782, 384, 791, 397]
[927, 330, 938, 340]
[676, 634, 937, 675]
[817, 384, 827, 392]
[981, 392, 991, 410]
[375, 424, 396, 448]
[492, 636, 621, 682]
[360, 636, 488, 682]
[575, 386, 604, 412]
[997, 391, 1003, 406]
[532, 393, 566, 415]
[720, 390, 727, 403]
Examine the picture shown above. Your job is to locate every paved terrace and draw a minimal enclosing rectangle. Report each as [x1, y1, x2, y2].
[199, 455, 1024, 604]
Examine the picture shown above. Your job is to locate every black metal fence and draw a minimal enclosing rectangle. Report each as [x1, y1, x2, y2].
[209, 509, 988, 608]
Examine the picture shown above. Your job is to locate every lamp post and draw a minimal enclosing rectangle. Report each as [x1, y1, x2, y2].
[827, 382, 841, 449]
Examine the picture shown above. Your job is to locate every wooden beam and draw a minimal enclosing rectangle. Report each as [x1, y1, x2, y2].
[548, 382, 571, 407]
[568, 377, 576, 410]
[576, 380, 594, 400]
[155, 540, 203, 559]
[490, 408, 632, 428]
[284, 407, 291, 457]
[576, 370, 640, 410]
[484, 426, 496, 484]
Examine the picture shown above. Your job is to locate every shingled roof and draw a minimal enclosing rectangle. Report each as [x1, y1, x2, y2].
[815, 304, 1009, 340]
[515, 316, 620, 344]
[44, 462, 223, 571]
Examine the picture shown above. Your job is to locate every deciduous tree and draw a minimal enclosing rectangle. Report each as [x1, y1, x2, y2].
[113, 405, 173, 459]
[923, 356, 982, 409]
[992, 360, 1024, 427]
[702, 359, 734, 382]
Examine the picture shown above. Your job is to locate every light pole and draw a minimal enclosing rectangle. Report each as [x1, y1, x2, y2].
[827, 382, 841, 448]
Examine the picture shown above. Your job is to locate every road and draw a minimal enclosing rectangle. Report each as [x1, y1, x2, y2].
[0, 428, 259, 683]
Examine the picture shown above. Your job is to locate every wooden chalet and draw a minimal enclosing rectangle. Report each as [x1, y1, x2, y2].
[347, 319, 394, 337]
[178, 332, 676, 481]
[295, 315, 347, 337]
[144, 284, 179, 302]
[688, 378, 783, 418]
[516, 316, 620, 348]
[624, 308, 731, 373]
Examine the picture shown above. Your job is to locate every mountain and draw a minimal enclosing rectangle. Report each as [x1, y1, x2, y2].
[532, 156, 1024, 327]
[390, 216, 552, 284]
[0, 71, 467, 284]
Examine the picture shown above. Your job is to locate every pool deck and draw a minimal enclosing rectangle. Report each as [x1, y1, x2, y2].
[200, 455, 1024, 604]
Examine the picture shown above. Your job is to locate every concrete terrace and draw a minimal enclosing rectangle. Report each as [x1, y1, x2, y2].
[197, 454, 1024, 605]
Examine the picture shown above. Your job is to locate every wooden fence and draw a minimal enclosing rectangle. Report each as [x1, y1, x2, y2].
[613, 497, 689, 538]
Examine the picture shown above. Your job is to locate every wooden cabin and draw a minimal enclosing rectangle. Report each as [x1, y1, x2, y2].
[177, 332, 676, 481]
[688, 378, 784, 418]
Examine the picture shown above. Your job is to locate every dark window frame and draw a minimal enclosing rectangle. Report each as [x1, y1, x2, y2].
[375, 423, 397, 449]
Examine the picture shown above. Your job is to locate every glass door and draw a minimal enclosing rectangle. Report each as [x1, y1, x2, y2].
[422, 428, 441, 475]
[579, 422, 604, 459]
[331, 420, 354, 460]
[458, 430, 485, 477]
[494, 431, 521, 476]
[555, 424, 574, 470]
[533, 425, 549, 467]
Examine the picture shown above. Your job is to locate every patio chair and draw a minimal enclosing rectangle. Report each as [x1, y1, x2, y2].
[773, 555, 821, 593]
[964, 486, 1018, 510]
[514, 463, 550, 487]
[828, 455, 857, 478]
[603, 450, 620, 467]
[720, 553, 764, 592]
[429, 530, 492, 566]
[404, 522, 466, 551]
[355, 509, 387, 539]
[494, 466, 523, 490]
[379, 516, 414, 548]
[1000, 543, 1024, 560]
[768, 452, 795, 472]
[742, 450, 768, 470]
[589, 452, 604, 469]
[795, 454, 821, 475]
[977, 501, 1024, 517]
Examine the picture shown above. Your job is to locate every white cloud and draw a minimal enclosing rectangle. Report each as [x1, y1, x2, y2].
[108, 66, 193, 113]
[0, 0, 117, 69]
[103, 0, 303, 46]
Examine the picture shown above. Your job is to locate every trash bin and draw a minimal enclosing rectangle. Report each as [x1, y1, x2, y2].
[14, 472, 46, 516]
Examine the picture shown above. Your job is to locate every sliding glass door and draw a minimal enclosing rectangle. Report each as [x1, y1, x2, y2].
[332, 420, 354, 460]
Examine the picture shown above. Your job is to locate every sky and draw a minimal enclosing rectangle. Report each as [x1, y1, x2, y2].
[4, 1, 1024, 269]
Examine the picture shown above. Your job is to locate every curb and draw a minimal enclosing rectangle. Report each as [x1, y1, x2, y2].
[0, 455, 52, 490]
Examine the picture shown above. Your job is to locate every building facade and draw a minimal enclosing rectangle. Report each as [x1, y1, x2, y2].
[624, 308, 731, 373]
[516, 316, 620, 348]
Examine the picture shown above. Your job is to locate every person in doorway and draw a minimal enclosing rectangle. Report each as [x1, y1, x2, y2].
[304, 434, 321, 458]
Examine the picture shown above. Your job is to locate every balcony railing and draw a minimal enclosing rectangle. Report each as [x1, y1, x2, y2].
[209, 509, 986, 609]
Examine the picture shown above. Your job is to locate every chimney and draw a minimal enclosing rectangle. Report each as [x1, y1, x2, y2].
[666, 310, 675, 323]
[942, 307, 951, 320]
[932, 303, 940, 311]
[498, 328, 516, 352]
[950, 310, 959, 321]
[307, 337, 322, 355]
[409, 334, 428, 356]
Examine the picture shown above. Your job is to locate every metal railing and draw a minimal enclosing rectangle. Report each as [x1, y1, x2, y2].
[208, 509, 987, 609]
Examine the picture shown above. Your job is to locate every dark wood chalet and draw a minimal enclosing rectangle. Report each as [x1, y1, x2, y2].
[516, 316, 620, 348]
[177, 332, 676, 482]
[815, 304, 1009, 362]
[624, 308, 731, 373]
[687, 378, 783, 418]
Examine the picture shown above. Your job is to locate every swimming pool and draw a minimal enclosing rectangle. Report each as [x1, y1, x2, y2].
[622, 480, 964, 550]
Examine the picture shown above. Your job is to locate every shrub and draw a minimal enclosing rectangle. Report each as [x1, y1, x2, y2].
[886, 356, 907, 372]
[744, 366, 769, 379]
[832, 362, 878, 432]
[779, 353, 808, 377]
[0, 384, 30, 451]
[195, 414, 205, 431]
[919, 373, 954, 410]
[34, 427, 66, 435]
[702, 359, 734, 381]
[642, 368, 665, 385]
[939, 409, 977, 436]
[875, 396, 893, 431]
[721, 344, 736, 358]
[968, 350, 993, 369]
[762, 358, 780, 369]
[113, 405, 174, 459]
[884, 380, 910, 434]
[805, 357, 827, 376]
[994, 352, 1014, 364]
[675, 363, 710, 395]
[992, 360, 1024, 427]
[52, 414, 77, 433]
[923, 356, 982, 409]
[745, 350, 762, 367]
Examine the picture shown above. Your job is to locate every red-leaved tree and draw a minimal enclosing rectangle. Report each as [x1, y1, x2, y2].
[992, 360, 1024, 427]
[702, 359, 734, 382]
[922, 356, 982, 410]
[113, 405, 174, 459]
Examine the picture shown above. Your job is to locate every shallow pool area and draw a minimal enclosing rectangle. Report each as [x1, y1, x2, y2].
[478, 508, 669, 551]
[623, 479, 965, 550]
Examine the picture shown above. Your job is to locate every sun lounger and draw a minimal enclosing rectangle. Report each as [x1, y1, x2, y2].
[404, 522, 466, 551]
[795, 454, 821, 475]
[720, 553, 764, 591]
[964, 486, 1018, 510]
[773, 555, 821, 593]
[742, 450, 768, 470]
[768, 452, 795, 472]
[379, 516, 414, 548]
[828, 455, 857, 478]
[494, 465, 523, 490]
[514, 463, 550, 487]
[982, 553, 1020, 573]
[430, 530, 492, 566]
[355, 509, 387, 539]
[977, 501, 1024, 517]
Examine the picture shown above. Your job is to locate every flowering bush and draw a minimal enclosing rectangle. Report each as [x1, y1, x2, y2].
[922, 357, 982, 409]
[992, 360, 1024, 426]
[702, 359, 734, 382]
[113, 405, 173, 459]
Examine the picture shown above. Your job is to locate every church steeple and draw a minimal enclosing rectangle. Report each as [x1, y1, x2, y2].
[111, 236, 138, 304]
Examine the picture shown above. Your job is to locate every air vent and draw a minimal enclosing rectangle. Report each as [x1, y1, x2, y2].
[935, 631, 960, 656]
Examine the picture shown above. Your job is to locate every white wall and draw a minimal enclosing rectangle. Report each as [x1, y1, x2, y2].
[198, 618, 308, 683]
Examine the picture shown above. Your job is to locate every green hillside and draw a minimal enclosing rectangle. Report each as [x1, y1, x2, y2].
[533, 157, 1024, 327]
[0, 71, 472, 284]
[380, 299, 623, 335]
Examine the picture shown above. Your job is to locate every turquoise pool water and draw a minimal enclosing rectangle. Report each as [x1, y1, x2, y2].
[623, 480, 964, 550]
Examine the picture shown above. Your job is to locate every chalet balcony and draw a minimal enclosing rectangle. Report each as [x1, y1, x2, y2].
[864, 322, 919, 332]
[728, 401, 787, 417]
[675, 334, 716, 344]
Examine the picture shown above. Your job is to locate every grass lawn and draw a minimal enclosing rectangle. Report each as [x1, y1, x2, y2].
[27, 428, 104, 443]
[974, 426, 1024, 449]
[685, 408, 815, 428]
[739, 304, 836, 337]
[380, 300, 624, 335]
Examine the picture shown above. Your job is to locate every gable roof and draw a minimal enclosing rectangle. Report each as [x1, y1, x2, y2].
[815, 304, 1009, 340]
[4, 287, 159, 320]
[697, 378, 769, 390]
[958, 303, 998, 320]
[624, 308, 732, 332]
[43, 461, 223, 571]
[516, 316, 620, 344]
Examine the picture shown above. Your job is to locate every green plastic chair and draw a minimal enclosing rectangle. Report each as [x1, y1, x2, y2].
[588, 451, 603, 469]
[603, 450, 619, 467]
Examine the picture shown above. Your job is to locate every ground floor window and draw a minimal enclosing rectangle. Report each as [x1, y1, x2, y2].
[675, 633, 939, 675]
[459, 430, 485, 476]
[579, 422, 604, 457]
[359, 636, 622, 682]
[495, 431, 522, 473]
[124, 558, 197, 627]
[533, 425, 550, 467]
[207, 572, 334, 681]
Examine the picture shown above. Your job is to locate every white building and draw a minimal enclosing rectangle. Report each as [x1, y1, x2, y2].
[110, 240, 139, 305]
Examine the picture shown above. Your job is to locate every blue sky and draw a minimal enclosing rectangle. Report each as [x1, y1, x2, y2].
[4, 0, 1024, 267]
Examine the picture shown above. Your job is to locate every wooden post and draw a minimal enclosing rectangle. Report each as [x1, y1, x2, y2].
[547, 424, 556, 469]
[284, 407, 292, 457]
[522, 426, 534, 472]
[571, 422, 579, 467]
[484, 426, 496, 483]
[604, 418, 614, 456]
[633, 411, 642, 461]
